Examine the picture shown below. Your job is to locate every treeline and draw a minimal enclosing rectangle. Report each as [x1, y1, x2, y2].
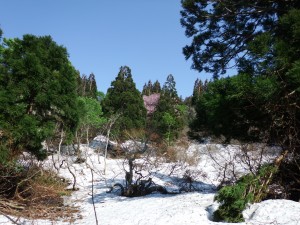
[102, 67, 188, 144]
[0, 31, 190, 164]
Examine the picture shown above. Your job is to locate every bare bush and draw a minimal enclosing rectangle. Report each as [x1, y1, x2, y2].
[202, 143, 280, 188]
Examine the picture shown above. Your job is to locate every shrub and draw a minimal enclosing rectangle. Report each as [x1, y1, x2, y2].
[213, 164, 277, 222]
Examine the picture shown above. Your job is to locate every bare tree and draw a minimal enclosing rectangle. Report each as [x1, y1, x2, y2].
[103, 114, 120, 173]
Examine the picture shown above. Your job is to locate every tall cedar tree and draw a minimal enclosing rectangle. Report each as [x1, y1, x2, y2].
[102, 66, 146, 137]
[78, 73, 98, 99]
[142, 80, 153, 96]
[142, 80, 161, 95]
[75, 73, 104, 144]
[152, 74, 184, 141]
[0, 34, 79, 160]
[191, 78, 208, 106]
[152, 80, 162, 93]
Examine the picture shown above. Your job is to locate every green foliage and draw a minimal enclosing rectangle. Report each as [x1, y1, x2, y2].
[180, 0, 299, 77]
[0, 34, 79, 160]
[162, 74, 178, 99]
[152, 80, 161, 93]
[214, 164, 278, 222]
[76, 90, 105, 144]
[184, 2, 300, 207]
[185, 2, 300, 156]
[0, 144, 10, 165]
[78, 73, 98, 99]
[142, 80, 153, 96]
[142, 80, 162, 96]
[102, 66, 147, 138]
[97, 91, 105, 102]
[162, 112, 176, 145]
[191, 79, 208, 106]
[151, 75, 187, 143]
[191, 74, 278, 142]
[77, 97, 106, 132]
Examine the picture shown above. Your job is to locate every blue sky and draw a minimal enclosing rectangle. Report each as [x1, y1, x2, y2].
[0, 0, 212, 98]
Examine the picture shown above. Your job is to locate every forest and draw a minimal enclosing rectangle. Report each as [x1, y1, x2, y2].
[0, 0, 299, 224]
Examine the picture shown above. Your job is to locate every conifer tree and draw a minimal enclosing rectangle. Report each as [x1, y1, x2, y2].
[0, 34, 79, 160]
[152, 80, 161, 93]
[87, 73, 98, 99]
[182, 1, 300, 210]
[152, 75, 185, 142]
[142, 80, 153, 96]
[78, 73, 98, 99]
[192, 78, 208, 106]
[102, 66, 146, 137]
[162, 74, 178, 99]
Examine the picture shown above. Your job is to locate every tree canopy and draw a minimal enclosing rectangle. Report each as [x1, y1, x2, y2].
[183, 1, 300, 210]
[180, 0, 300, 77]
[151, 75, 186, 142]
[78, 73, 98, 99]
[0, 34, 79, 159]
[102, 66, 147, 137]
[182, 0, 300, 151]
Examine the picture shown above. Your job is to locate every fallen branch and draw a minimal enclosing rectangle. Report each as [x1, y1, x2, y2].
[0, 200, 25, 211]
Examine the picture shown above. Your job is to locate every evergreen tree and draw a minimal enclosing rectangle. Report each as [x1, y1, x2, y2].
[182, 1, 300, 211]
[78, 73, 98, 99]
[182, 0, 300, 149]
[0, 28, 3, 53]
[162, 74, 178, 99]
[191, 74, 278, 142]
[142, 80, 153, 96]
[191, 78, 209, 106]
[0, 34, 79, 160]
[142, 83, 149, 96]
[87, 73, 97, 99]
[102, 66, 146, 137]
[152, 80, 161, 93]
[142, 80, 162, 95]
[181, 0, 300, 77]
[152, 75, 185, 142]
[78, 74, 87, 96]
[192, 78, 201, 105]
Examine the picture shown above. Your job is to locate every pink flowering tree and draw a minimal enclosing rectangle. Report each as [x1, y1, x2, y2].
[143, 93, 160, 115]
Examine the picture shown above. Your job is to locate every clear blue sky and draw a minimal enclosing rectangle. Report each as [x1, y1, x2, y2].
[0, 0, 212, 98]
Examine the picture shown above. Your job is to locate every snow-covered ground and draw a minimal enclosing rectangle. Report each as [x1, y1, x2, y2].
[1, 140, 299, 225]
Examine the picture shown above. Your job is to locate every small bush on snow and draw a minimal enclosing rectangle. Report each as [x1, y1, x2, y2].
[213, 164, 278, 222]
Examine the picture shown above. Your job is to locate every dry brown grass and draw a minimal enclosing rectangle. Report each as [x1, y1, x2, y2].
[0, 164, 80, 223]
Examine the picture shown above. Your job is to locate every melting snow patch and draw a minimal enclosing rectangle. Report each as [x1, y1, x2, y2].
[243, 199, 300, 225]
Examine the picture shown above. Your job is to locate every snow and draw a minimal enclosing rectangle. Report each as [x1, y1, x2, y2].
[243, 199, 300, 225]
[0, 141, 299, 225]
